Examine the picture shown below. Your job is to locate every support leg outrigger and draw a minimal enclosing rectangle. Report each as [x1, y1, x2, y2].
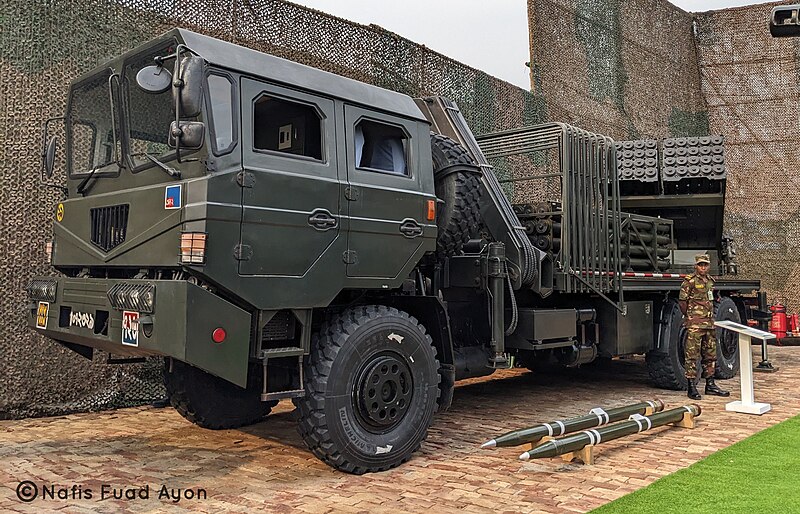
[488, 242, 510, 369]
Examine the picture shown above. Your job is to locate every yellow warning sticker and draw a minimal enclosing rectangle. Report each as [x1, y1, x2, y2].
[56, 203, 64, 222]
[36, 301, 49, 329]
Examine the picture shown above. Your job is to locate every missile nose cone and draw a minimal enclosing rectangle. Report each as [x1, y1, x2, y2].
[519, 452, 531, 461]
[691, 403, 702, 415]
[480, 440, 497, 449]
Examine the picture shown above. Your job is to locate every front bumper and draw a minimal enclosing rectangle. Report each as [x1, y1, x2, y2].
[26, 277, 252, 387]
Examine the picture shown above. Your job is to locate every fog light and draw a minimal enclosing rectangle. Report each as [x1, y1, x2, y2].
[180, 232, 207, 264]
[212, 327, 226, 343]
[27, 278, 57, 302]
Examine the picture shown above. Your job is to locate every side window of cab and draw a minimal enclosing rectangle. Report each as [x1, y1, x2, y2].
[206, 73, 237, 155]
[354, 119, 409, 176]
[253, 94, 323, 161]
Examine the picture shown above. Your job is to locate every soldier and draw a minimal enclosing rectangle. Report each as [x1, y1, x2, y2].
[679, 253, 730, 400]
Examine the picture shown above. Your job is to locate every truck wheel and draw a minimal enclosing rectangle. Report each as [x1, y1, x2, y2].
[164, 359, 277, 430]
[646, 299, 697, 390]
[295, 305, 440, 474]
[430, 133, 482, 257]
[714, 296, 741, 379]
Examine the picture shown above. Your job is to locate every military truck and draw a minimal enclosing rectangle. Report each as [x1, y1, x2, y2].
[27, 29, 762, 474]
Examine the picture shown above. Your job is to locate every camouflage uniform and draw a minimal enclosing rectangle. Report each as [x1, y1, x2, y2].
[679, 272, 716, 380]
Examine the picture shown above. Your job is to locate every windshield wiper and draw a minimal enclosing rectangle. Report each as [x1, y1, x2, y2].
[76, 165, 107, 195]
[130, 152, 181, 179]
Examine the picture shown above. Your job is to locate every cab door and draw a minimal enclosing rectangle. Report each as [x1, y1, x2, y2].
[239, 78, 341, 277]
[344, 106, 430, 279]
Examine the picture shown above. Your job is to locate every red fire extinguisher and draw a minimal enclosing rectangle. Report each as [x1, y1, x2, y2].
[790, 313, 799, 336]
[770, 302, 787, 340]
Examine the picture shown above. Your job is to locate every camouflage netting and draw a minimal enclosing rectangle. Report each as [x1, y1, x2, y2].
[528, 0, 800, 310]
[528, 0, 708, 140]
[694, 2, 800, 314]
[0, 0, 542, 418]
[2, 0, 797, 418]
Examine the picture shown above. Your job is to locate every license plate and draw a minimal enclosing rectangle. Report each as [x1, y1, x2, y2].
[122, 311, 140, 346]
[69, 310, 95, 330]
[36, 302, 49, 329]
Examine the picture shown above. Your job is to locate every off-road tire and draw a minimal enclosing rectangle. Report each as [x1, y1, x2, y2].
[164, 359, 277, 430]
[714, 296, 741, 379]
[294, 305, 440, 474]
[646, 299, 696, 390]
[430, 133, 482, 257]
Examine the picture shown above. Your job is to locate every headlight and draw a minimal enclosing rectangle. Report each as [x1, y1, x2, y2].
[27, 278, 57, 302]
[107, 283, 155, 313]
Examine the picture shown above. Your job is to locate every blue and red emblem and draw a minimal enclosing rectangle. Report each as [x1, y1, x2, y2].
[165, 184, 182, 209]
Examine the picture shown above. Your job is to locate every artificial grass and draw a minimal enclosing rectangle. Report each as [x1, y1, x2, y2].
[591, 414, 800, 514]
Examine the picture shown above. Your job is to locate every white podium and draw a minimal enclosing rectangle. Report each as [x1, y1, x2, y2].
[714, 320, 774, 415]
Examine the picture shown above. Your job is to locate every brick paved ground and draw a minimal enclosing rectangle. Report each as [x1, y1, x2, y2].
[1, 346, 797, 514]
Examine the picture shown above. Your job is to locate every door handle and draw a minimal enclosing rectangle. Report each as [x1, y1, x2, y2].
[399, 219, 423, 238]
[308, 210, 337, 231]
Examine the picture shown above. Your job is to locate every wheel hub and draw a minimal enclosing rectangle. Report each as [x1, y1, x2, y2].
[355, 353, 413, 432]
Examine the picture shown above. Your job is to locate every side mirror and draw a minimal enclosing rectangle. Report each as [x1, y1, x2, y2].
[168, 121, 205, 150]
[770, 5, 800, 37]
[173, 55, 204, 117]
[44, 136, 58, 178]
[136, 64, 172, 94]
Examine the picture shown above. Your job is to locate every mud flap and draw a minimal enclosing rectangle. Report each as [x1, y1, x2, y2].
[184, 283, 251, 388]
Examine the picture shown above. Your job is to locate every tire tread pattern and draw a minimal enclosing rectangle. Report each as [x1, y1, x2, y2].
[430, 133, 482, 258]
[164, 360, 276, 430]
[295, 305, 440, 474]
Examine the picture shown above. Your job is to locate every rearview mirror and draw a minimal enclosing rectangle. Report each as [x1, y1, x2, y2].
[44, 136, 58, 178]
[173, 55, 204, 117]
[168, 121, 205, 150]
[770, 5, 800, 37]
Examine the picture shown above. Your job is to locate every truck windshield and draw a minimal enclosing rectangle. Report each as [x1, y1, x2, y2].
[67, 69, 119, 176]
[124, 44, 179, 170]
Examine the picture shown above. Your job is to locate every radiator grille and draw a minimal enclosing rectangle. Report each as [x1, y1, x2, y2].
[262, 311, 294, 341]
[90, 204, 129, 252]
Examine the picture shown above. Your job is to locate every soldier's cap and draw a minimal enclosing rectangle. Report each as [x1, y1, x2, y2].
[694, 253, 711, 264]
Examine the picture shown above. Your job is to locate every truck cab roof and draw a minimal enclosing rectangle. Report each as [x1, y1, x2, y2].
[71, 28, 427, 123]
[181, 28, 427, 122]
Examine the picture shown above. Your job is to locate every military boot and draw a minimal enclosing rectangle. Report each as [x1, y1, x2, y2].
[687, 381, 701, 400]
[705, 378, 730, 397]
